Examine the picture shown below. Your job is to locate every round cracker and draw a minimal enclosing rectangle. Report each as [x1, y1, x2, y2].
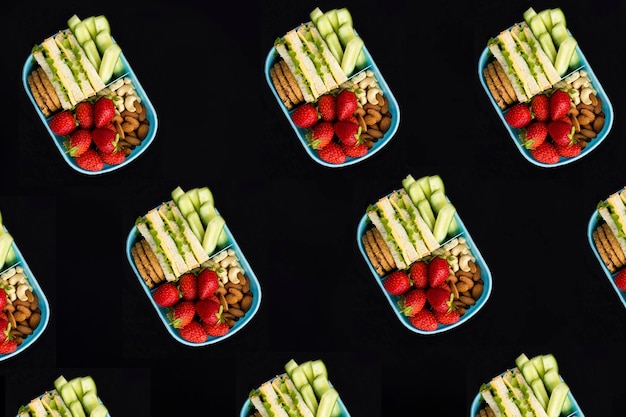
[365, 228, 392, 273]
[131, 243, 155, 288]
[371, 227, 396, 271]
[27, 72, 52, 117]
[483, 67, 506, 110]
[36, 66, 61, 110]
[601, 222, 626, 266]
[593, 227, 616, 273]
[279, 59, 304, 104]
[493, 60, 517, 104]
[362, 233, 384, 276]
[140, 238, 165, 282]
[270, 64, 293, 110]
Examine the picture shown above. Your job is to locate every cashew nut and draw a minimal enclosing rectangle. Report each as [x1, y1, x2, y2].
[16, 284, 30, 301]
[366, 87, 383, 105]
[351, 71, 367, 84]
[113, 96, 125, 112]
[212, 250, 228, 263]
[117, 84, 135, 97]
[124, 95, 138, 112]
[443, 238, 459, 251]
[220, 255, 238, 269]
[109, 78, 125, 91]
[459, 255, 472, 272]
[572, 77, 590, 90]
[359, 76, 377, 89]
[580, 87, 595, 105]
[228, 266, 242, 284]
[356, 90, 367, 105]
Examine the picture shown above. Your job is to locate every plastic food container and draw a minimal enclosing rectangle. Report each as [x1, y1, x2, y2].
[587, 190, 626, 309]
[470, 374, 584, 417]
[356, 191, 492, 335]
[125, 204, 262, 346]
[478, 27, 613, 168]
[240, 376, 351, 417]
[265, 25, 400, 168]
[22, 40, 158, 176]
[0, 237, 50, 363]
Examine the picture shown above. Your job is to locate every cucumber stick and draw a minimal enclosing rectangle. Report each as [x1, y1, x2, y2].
[300, 361, 314, 383]
[546, 382, 570, 417]
[554, 36, 577, 76]
[99, 43, 122, 84]
[530, 378, 549, 409]
[285, 359, 299, 379]
[202, 215, 225, 255]
[90, 404, 108, 417]
[311, 359, 328, 380]
[341, 36, 364, 77]
[433, 203, 456, 243]
[408, 182, 426, 205]
[0, 233, 14, 270]
[316, 388, 339, 417]
[417, 199, 436, 231]
[310, 7, 324, 24]
[402, 174, 416, 192]
[312, 376, 341, 417]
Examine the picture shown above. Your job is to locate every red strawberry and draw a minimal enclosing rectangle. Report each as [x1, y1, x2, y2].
[99, 149, 126, 165]
[409, 309, 438, 331]
[615, 269, 626, 290]
[409, 261, 429, 289]
[435, 309, 461, 325]
[0, 288, 7, 310]
[341, 142, 368, 158]
[93, 97, 116, 128]
[48, 111, 77, 135]
[195, 299, 223, 326]
[308, 121, 335, 150]
[426, 287, 455, 314]
[152, 282, 180, 307]
[317, 141, 346, 164]
[383, 270, 411, 295]
[92, 127, 119, 154]
[178, 273, 197, 301]
[530, 142, 560, 164]
[335, 89, 358, 121]
[428, 256, 450, 288]
[547, 120, 574, 147]
[520, 121, 547, 149]
[530, 93, 550, 122]
[316, 94, 336, 122]
[75, 149, 104, 172]
[398, 288, 426, 317]
[291, 103, 318, 128]
[549, 89, 571, 121]
[197, 269, 219, 300]
[168, 300, 196, 328]
[179, 320, 207, 343]
[334, 120, 361, 147]
[0, 338, 18, 354]
[0, 317, 8, 332]
[102, 122, 118, 132]
[66, 128, 92, 157]
[74, 101, 94, 129]
[555, 141, 582, 158]
[504, 103, 531, 129]
[204, 321, 230, 337]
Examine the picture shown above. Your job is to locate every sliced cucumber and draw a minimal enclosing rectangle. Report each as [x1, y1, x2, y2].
[80, 376, 97, 397]
[324, 32, 344, 63]
[198, 202, 217, 226]
[417, 199, 436, 231]
[324, 9, 339, 31]
[530, 378, 549, 409]
[542, 368, 561, 393]
[185, 188, 201, 211]
[285, 359, 299, 378]
[60, 383, 78, 405]
[300, 360, 314, 383]
[83, 16, 97, 39]
[300, 384, 319, 414]
[415, 176, 432, 198]
[90, 404, 109, 417]
[312, 376, 341, 417]
[340, 35, 364, 76]
[554, 35, 577, 76]
[68, 14, 82, 33]
[428, 175, 445, 195]
[95, 31, 114, 55]
[73, 21, 92, 45]
[523, 7, 537, 25]
[54, 375, 68, 393]
[187, 211, 205, 242]
[546, 382, 570, 417]
[337, 23, 356, 48]
[69, 377, 84, 398]
[529, 354, 545, 377]
[82, 39, 101, 71]
[315, 14, 334, 38]
[69, 401, 86, 417]
[541, 353, 559, 374]
[94, 15, 110, 34]
[336, 8, 353, 28]
[171, 186, 185, 205]
[98, 43, 122, 84]
[202, 215, 226, 255]
[549, 8, 567, 28]
[550, 22, 569, 47]
[0, 233, 14, 270]
[316, 388, 339, 417]
[216, 229, 229, 248]
[429, 190, 448, 215]
[176, 194, 195, 218]
[311, 359, 328, 380]
[402, 174, 416, 192]
[538, 32, 557, 63]
[291, 366, 309, 390]
[197, 187, 214, 206]
[310, 7, 324, 24]
[537, 9, 553, 31]
[433, 202, 456, 243]
[515, 352, 530, 369]
[521, 360, 540, 383]
[530, 15, 548, 38]
[408, 181, 427, 204]
[81, 390, 100, 414]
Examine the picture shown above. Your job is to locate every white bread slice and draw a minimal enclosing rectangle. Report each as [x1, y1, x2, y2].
[65, 29, 106, 92]
[258, 381, 290, 417]
[480, 388, 503, 417]
[367, 210, 406, 270]
[250, 394, 272, 417]
[54, 31, 96, 99]
[520, 23, 562, 85]
[32, 49, 73, 110]
[41, 36, 85, 106]
[284, 29, 326, 99]
[376, 196, 419, 266]
[28, 397, 49, 417]
[608, 192, 626, 234]
[274, 42, 315, 103]
[398, 189, 441, 253]
[168, 202, 210, 265]
[158, 204, 200, 271]
[145, 208, 187, 279]
[597, 206, 626, 256]
[306, 22, 348, 86]
[283, 375, 316, 417]
[388, 191, 430, 259]
[489, 374, 523, 417]
[296, 24, 337, 91]
[512, 368, 549, 417]
[510, 24, 551, 92]
[497, 29, 541, 99]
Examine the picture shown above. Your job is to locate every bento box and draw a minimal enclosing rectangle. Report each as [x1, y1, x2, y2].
[587, 186, 626, 309]
[125, 186, 261, 346]
[0, 228, 50, 362]
[265, 7, 400, 168]
[22, 14, 158, 175]
[357, 175, 492, 335]
[478, 7, 613, 168]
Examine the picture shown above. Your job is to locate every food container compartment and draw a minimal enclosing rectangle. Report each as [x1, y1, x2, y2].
[470, 373, 584, 417]
[587, 189, 626, 309]
[22, 42, 158, 176]
[125, 205, 262, 346]
[478, 29, 613, 168]
[356, 192, 492, 335]
[240, 375, 351, 417]
[265, 25, 400, 168]
[0, 237, 50, 362]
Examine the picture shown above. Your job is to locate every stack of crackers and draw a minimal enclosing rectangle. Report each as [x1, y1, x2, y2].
[130, 238, 166, 289]
[483, 60, 518, 110]
[592, 222, 626, 274]
[269, 59, 304, 110]
[361, 226, 397, 277]
[26, 67, 62, 117]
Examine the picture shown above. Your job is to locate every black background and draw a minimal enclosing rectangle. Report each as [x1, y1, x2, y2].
[1, 0, 624, 415]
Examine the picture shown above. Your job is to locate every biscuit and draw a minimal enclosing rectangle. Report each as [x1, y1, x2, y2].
[362, 233, 384, 276]
[601, 222, 626, 266]
[140, 238, 165, 282]
[37, 66, 61, 110]
[27, 71, 52, 117]
[371, 227, 396, 271]
[365, 228, 392, 273]
[492, 60, 516, 104]
[279, 59, 304, 104]
[487, 61, 514, 106]
[270, 64, 293, 110]
[131, 243, 155, 288]
[593, 227, 616, 273]
[596, 224, 622, 269]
